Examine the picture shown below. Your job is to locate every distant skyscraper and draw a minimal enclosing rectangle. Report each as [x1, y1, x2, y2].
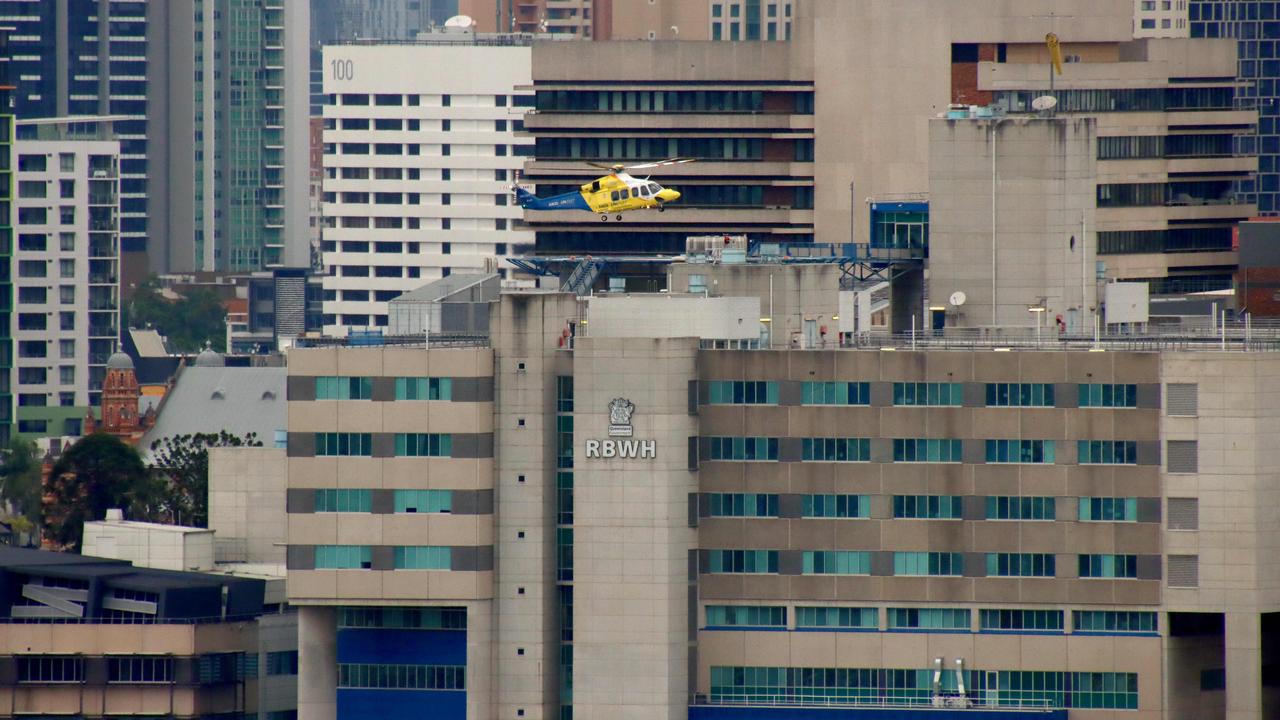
[1, 0, 150, 258]
[1190, 1, 1279, 214]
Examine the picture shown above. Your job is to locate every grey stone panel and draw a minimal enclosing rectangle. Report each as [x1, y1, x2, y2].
[286, 545, 315, 570]
[452, 433, 495, 458]
[688, 380, 700, 415]
[688, 493, 699, 528]
[1136, 498, 1162, 524]
[692, 550, 705, 581]
[451, 546, 495, 572]
[870, 551, 894, 577]
[689, 436, 700, 471]
[1054, 383, 1078, 408]
[698, 436, 711, 462]
[371, 490, 395, 515]
[452, 377, 494, 402]
[286, 488, 315, 514]
[869, 438, 894, 464]
[1136, 555, 1162, 580]
[963, 383, 986, 408]
[371, 433, 395, 458]
[869, 495, 893, 520]
[778, 494, 803, 519]
[454, 489, 494, 515]
[962, 439, 986, 465]
[697, 492, 711, 519]
[697, 380, 710, 405]
[1136, 441, 1161, 466]
[687, 585, 699, 641]
[286, 432, 315, 458]
[84, 657, 108, 685]
[962, 552, 987, 578]
[287, 375, 316, 402]
[869, 382, 893, 407]
[371, 377, 396, 402]
[778, 381, 801, 406]
[778, 550, 803, 576]
[1135, 383, 1162, 410]
[962, 496, 986, 521]
[0, 657, 16, 685]
[778, 437, 802, 463]
[371, 546, 395, 571]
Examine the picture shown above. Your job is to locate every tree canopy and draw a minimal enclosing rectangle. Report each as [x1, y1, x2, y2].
[127, 275, 227, 353]
[0, 438, 43, 544]
[44, 433, 162, 551]
[149, 431, 262, 528]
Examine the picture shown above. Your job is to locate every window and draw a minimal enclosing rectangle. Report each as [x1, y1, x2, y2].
[60, 206, 75, 224]
[986, 553, 1056, 577]
[59, 179, 74, 198]
[17, 367, 46, 384]
[18, 655, 85, 683]
[1078, 554, 1138, 579]
[794, 607, 878, 629]
[18, 154, 47, 172]
[800, 437, 870, 462]
[59, 366, 74, 385]
[979, 609, 1063, 632]
[705, 605, 786, 628]
[887, 608, 970, 630]
[985, 383, 1055, 407]
[893, 552, 963, 576]
[893, 382, 962, 406]
[314, 433, 373, 456]
[394, 433, 452, 457]
[338, 663, 465, 690]
[1077, 440, 1137, 465]
[60, 259, 75, 278]
[315, 376, 372, 400]
[1078, 497, 1137, 522]
[59, 340, 75, 358]
[985, 496, 1055, 520]
[18, 260, 47, 277]
[1071, 672, 1138, 710]
[60, 285, 75, 304]
[393, 546, 451, 569]
[708, 549, 777, 574]
[801, 494, 869, 519]
[18, 233, 47, 251]
[314, 489, 372, 513]
[893, 495, 962, 519]
[706, 380, 779, 404]
[1073, 610, 1157, 633]
[338, 607, 466, 629]
[108, 656, 174, 683]
[986, 439, 1054, 464]
[803, 551, 870, 575]
[394, 489, 453, 513]
[18, 313, 48, 331]
[17, 287, 46, 304]
[266, 651, 298, 676]
[1078, 383, 1136, 408]
[705, 436, 779, 461]
[60, 153, 74, 171]
[395, 377, 452, 400]
[18, 180, 46, 198]
[315, 545, 372, 569]
[707, 493, 779, 517]
[892, 438, 963, 463]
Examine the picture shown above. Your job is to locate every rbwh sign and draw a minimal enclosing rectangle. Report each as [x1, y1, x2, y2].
[584, 398, 657, 459]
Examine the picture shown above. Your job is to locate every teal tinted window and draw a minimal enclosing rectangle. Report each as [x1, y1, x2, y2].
[1073, 610, 1157, 633]
[994, 671, 1065, 708]
[394, 433, 452, 457]
[393, 546, 451, 569]
[985, 439, 1055, 464]
[979, 609, 1064, 631]
[892, 382, 963, 406]
[338, 663, 465, 689]
[314, 489, 372, 513]
[800, 381, 870, 405]
[794, 607, 878, 629]
[315, 376, 373, 400]
[893, 552, 963, 576]
[985, 496, 1056, 520]
[1078, 497, 1137, 522]
[986, 553, 1056, 577]
[1078, 554, 1138, 578]
[1071, 672, 1139, 709]
[315, 545, 371, 569]
[1078, 383, 1137, 408]
[707, 493, 779, 517]
[1077, 440, 1137, 464]
[707, 380, 779, 405]
[887, 608, 970, 630]
[801, 437, 870, 462]
[707, 550, 778, 574]
[315, 433, 372, 456]
[892, 495, 962, 519]
[705, 436, 779, 461]
[338, 607, 467, 629]
[801, 494, 869, 519]
[985, 383, 1055, 407]
[802, 551, 870, 575]
[394, 489, 453, 513]
[892, 438, 963, 462]
[705, 605, 786, 628]
[395, 377, 452, 400]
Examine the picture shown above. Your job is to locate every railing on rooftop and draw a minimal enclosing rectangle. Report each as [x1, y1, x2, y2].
[840, 320, 1280, 352]
[693, 695, 1059, 713]
[293, 332, 490, 349]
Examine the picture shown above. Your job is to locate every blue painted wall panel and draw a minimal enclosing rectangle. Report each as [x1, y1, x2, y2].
[689, 706, 1066, 720]
[336, 628, 467, 665]
[338, 689, 465, 719]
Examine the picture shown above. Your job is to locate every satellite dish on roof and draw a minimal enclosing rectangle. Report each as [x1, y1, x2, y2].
[949, 291, 967, 307]
[1031, 95, 1058, 112]
[444, 15, 475, 30]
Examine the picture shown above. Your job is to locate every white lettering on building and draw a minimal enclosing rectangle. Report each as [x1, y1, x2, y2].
[585, 439, 657, 459]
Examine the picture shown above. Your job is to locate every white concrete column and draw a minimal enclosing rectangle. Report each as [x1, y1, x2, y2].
[1226, 612, 1262, 720]
[298, 605, 337, 720]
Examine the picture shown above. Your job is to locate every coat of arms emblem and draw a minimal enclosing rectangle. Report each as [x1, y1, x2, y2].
[608, 398, 635, 437]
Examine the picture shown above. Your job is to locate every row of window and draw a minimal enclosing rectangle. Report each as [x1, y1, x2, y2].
[13, 654, 280, 683]
[313, 489, 454, 514]
[337, 663, 465, 690]
[704, 438, 1138, 465]
[314, 545, 453, 570]
[313, 376, 453, 401]
[706, 492, 1136, 522]
[706, 550, 1141, 578]
[312, 433, 453, 457]
[703, 382, 1136, 408]
[710, 666, 1139, 710]
[706, 606, 1154, 633]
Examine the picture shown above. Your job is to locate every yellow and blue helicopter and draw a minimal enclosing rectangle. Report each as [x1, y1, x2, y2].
[513, 158, 694, 221]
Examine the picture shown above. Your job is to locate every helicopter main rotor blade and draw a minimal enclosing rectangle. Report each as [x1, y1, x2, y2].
[625, 157, 696, 170]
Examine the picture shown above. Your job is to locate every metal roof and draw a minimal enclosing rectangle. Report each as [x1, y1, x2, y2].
[138, 366, 286, 454]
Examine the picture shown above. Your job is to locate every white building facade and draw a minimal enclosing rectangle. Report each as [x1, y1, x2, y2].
[320, 40, 535, 336]
[13, 138, 121, 435]
[1133, 0, 1190, 37]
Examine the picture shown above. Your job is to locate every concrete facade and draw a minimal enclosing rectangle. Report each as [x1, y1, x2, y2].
[209, 446, 289, 565]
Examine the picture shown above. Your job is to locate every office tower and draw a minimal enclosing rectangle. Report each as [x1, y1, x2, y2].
[0, 29, 13, 446]
[319, 39, 534, 336]
[1134, 0, 1191, 37]
[0, 0, 150, 261]
[524, 40, 814, 267]
[149, 0, 310, 273]
[458, 0, 602, 36]
[12, 123, 121, 437]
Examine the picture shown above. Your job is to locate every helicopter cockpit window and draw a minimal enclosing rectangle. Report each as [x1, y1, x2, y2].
[639, 185, 650, 197]
[648, 183, 661, 194]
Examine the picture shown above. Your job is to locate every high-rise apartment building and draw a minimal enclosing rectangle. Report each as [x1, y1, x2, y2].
[0, 29, 14, 446]
[12, 125, 120, 438]
[284, 269, 1280, 720]
[453, 0, 794, 41]
[458, 0, 602, 36]
[0, 0, 150, 259]
[147, 0, 311, 274]
[319, 40, 534, 336]
[1134, 0, 1191, 37]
